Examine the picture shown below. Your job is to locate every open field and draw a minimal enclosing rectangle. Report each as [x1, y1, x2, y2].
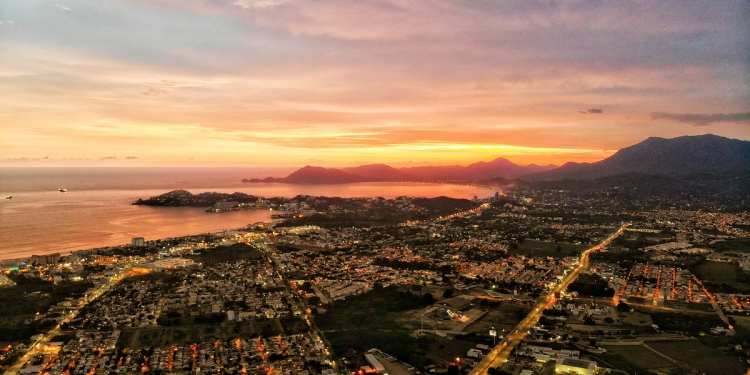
[709, 239, 750, 253]
[662, 301, 715, 312]
[592, 352, 650, 374]
[315, 286, 428, 332]
[512, 240, 589, 258]
[696, 261, 738, 283]
[619, 311, 654, 326]
[465, 303, 533, 335]
[185, 243, 263, 264]
[730, 315, 750, 329]
[648, 340, 745, 375]
[601, 344, 674, 371]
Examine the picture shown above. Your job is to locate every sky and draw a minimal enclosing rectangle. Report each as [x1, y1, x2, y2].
[1, 0, 749, 168]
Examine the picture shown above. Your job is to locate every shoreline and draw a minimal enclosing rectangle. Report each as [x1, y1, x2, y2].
[1, 182, 499, 264]
[0, 225, 258, 265]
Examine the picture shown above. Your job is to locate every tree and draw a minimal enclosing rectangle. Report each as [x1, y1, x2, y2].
[422, 293, 436, 305]
[584, 317, 595, 325]
[617, 302, 630, 312]
[516, 308, 526, 320]
[443, 289, 454, 298]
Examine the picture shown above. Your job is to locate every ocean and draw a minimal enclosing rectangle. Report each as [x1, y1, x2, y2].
[0, 167, 496, 260]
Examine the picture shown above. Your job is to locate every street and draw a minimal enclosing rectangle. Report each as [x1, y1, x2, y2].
[469, 223, 629, 375]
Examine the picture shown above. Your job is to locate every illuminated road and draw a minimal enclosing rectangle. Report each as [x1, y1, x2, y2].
[4, 273, 125, 375]
[241, 236, 346, 375]
[469, 223, 629, 375]
[401, 203, 492, 227]
[693, 277, 734, 331]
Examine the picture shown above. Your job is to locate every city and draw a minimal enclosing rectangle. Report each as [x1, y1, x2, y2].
[2, 186, 749, 375]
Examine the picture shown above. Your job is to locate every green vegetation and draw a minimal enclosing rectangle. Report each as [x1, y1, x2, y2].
[598, 345, 674, 372]
[648, 340, 745, 375]
[0, 276, 93, 344]
[316, 285, 428, 331]
[708, 239, 750, 253]
[277, 196, 478, 229]
[465, 303, 533, 334]
[511, 240, 588, 258]
[591, 248, 650, 263]
[695, 260, 750, 293]
[647, 311, 725, 337]
[568, 273, 615, 297]
[696, 261, 739, 283]
[618, 311, 653, 327]
[662, 301, 714, 312]
[276, 211, 425, 228]
[185, 243, 263, 264]
[314, 285, 486, 368]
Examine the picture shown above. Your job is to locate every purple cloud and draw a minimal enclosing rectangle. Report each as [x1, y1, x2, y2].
[650, 112, 750, 126]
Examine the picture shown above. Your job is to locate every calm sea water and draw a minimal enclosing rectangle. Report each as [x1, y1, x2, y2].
[0, 168, 496, 260]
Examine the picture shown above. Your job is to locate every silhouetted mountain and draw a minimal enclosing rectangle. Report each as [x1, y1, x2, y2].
[342, 164, 409, 181]
[401, 157, 555, 181]
[526, 134, 750, 181]
[282, 166, 365, 184]
[244, 158, 555, 184]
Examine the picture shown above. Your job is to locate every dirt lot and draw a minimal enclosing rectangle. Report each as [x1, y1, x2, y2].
[464, 303, 533, 336]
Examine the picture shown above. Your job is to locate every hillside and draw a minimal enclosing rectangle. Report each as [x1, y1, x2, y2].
[525, 134, 750, 181]
[244, 157, 555, 184]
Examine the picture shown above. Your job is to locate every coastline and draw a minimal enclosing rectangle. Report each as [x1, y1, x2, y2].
[0, 225, 258, 265]
[1, 181, 498, 263]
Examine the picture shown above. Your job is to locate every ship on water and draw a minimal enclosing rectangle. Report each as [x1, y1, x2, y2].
[59, 188, 67, 192]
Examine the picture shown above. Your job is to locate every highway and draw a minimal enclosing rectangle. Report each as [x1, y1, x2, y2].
[469, 223, 629, 375]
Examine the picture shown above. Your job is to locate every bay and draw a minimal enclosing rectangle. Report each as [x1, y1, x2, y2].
[0, 168, 496, 260]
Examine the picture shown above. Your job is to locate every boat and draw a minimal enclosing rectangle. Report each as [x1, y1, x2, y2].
[5, 195, 11, 199]
[59, 188, 67, 192]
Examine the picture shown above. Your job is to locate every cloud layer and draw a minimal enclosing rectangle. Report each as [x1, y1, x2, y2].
[0, 0, 748, 166]
[650, 112, 750, 126]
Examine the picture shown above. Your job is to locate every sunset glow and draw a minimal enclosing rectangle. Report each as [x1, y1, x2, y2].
[1, 0, 748, 167]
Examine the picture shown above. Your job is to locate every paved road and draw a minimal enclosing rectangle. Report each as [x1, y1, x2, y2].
[469, 224, 629, 375]
[693, 277, 735, 331]
[4, 273, 125, 375]
[245, 238, 347, 375]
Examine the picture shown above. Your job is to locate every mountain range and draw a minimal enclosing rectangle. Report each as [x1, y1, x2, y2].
[243, 134, 750, 185]
[243, 158, 556, 184]
[526, 134, 750, 181]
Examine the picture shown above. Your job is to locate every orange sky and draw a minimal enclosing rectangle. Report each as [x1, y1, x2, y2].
[1, 1, 748, 168]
